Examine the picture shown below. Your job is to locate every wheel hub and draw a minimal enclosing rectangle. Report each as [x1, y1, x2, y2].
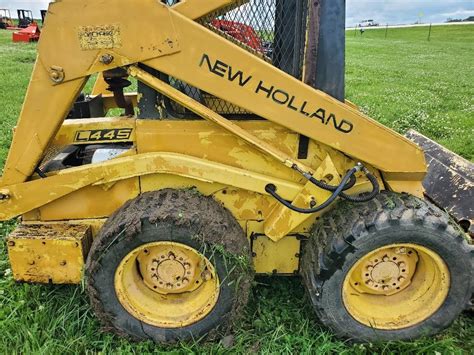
[351, 246, 418, 295]
[137, 246, 207, 294]
[115, 241, 220, 328]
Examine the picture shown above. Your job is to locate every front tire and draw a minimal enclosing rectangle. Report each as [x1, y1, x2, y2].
[86, 189, 253, 343]
[301, 191, 473, 342]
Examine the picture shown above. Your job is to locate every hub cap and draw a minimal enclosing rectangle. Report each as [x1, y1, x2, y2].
[115, 242, 219, 328]
[343, 243, 450, 329]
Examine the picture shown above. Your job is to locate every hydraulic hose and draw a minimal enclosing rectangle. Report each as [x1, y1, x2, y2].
[267, 163, 380, 214]
[265, 166, 360, 214]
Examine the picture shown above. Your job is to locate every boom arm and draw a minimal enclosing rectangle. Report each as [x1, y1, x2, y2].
[0, 0, 426, 188]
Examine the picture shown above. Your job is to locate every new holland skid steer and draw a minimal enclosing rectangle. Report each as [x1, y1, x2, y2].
[1, 0, 473, 343]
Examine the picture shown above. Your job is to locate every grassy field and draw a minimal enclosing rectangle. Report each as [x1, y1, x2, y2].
[0, 24, 473, 353]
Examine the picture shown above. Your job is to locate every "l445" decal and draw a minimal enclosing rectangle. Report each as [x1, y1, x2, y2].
[74, 128, 133, 142]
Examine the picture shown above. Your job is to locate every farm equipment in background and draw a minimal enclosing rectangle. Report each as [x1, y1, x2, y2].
[0, 9, 14, 29]
[210, 19, 265, 54]
[12, 23, 40, 43]
[41, 10, 47, 25]
[12, 9, 41, 43]
[1, 0, 472, 344]
[17, 9, 34, 28]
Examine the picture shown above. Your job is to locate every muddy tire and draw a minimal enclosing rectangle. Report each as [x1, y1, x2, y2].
[301, 191, 473, 342]
[86, 189, 253, 343]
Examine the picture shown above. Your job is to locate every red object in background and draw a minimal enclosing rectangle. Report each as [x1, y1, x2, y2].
[12, 22, 40, 42]
[211, 19, 264, 53]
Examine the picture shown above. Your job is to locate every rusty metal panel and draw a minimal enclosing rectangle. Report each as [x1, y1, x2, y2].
[7, 224, 92, 284]
[405, 130, 473, 236]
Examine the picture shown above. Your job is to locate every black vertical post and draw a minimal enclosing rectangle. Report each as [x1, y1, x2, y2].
[274, 0, 307, 79]
[385, 24, 389, 38]
[428, 23, 432, 41]
[314, 0, 346, 102]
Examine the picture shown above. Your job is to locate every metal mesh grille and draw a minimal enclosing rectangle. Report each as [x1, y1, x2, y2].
[142, 0, 309, 119]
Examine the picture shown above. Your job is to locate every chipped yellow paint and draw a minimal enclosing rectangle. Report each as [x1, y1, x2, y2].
[0, 152, 302, 221]
[7, 223, 92, 284]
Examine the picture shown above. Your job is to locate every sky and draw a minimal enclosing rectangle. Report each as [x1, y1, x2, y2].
[0, 0, 473, 26]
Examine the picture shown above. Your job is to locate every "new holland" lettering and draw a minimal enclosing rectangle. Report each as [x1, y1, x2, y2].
[198, 53, 353, 134]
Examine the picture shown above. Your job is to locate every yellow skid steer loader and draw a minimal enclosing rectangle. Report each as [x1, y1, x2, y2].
[1, 0, 472, 343]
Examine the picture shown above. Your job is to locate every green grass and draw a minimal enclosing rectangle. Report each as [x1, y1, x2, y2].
[1, 25, 473, 353]
[346, 24, 474, 160]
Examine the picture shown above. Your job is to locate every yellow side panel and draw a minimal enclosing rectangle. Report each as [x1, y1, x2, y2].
[36, 178, 139, 220]
[7, 224, 92, 284]
[248, 221, 300, 274]
[136, 120, 305, 183]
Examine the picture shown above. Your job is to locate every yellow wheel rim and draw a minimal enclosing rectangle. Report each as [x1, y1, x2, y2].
[114, 241, 220, 328]
[343, 243, 450, 329]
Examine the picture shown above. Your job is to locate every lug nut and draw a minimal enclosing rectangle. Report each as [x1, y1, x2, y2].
[184, 263, 191, 270]
[383, 255, 389, 262]
[396, 247, 407, 254]
[168, 252, 175, 260]
[398, 276, 405, 282]
[398, 262, 406, 268]
[366, 280, 373, 286]
[201, 270, 212, 281]
[182, 278, 189, 285]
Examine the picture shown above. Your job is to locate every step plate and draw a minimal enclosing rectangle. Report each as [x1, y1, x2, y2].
[7, 223, 92, 284]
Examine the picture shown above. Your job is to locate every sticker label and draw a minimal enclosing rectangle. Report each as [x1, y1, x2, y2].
[74, 128, 133, 142]
[78, 24, 121, 50]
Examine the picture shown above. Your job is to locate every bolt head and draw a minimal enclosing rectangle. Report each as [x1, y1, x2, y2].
[399, 262, 406, 268]
[99, 54, 114, 65]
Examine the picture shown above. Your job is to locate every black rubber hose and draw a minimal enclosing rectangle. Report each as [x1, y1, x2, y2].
[309, 173, 356, 192]
[338, 171, 380, 202]
[307, 168, 379, 202]
[265, 167, 358, 214]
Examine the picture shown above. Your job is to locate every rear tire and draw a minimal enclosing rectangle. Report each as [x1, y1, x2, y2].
[86, 189, 252, 343]
[301, 191, 473, 342]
